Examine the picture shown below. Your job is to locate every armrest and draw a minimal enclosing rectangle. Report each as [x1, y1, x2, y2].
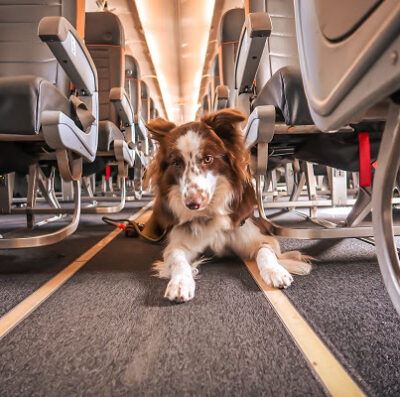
[234, 12, 272, 95]
[244, 105, 276, 149]
[110, 87, 134, 127]
[38, 16, 98, 95]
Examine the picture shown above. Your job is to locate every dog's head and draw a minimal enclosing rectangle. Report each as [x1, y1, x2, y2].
[146, 109, 255, 225]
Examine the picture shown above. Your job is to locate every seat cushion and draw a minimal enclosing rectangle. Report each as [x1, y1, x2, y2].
[98, 120, 124, 151]
[0, 75, 71, 135]
[252, 66, 313, 125]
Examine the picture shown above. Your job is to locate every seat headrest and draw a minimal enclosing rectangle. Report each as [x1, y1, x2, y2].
[218, 8, 245, 43]
[85, 12, 125, 46]
[125, 55, 141, 79]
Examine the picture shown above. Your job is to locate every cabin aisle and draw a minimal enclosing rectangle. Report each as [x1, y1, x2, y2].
[0, 201, 399, 396]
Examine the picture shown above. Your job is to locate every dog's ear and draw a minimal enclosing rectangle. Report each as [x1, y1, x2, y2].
[203, 108, 249, 182]
[202, 109, 246, 143]
[230, 180, 256, 227]
[146, 118, 176, 143]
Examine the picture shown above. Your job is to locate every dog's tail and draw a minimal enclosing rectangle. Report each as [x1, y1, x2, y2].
[277, 250, 313, 275]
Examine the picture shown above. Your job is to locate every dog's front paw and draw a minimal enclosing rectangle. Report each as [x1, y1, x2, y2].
[260, 266, 293, 289]
[164, 275, 195, 303]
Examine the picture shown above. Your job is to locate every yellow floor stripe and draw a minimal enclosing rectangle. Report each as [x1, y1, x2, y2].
[0, 201, 153, 340]
[245, 260, 365, 397]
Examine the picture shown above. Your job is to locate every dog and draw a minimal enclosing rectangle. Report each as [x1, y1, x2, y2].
[144, 108, 311, 302]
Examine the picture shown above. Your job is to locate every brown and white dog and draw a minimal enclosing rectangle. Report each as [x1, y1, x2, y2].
[144, 109, 311, 302]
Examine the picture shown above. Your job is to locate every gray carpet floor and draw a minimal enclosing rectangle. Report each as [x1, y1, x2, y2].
[280, 237, 400, 396]
[1, 203, 400, 396]
[0, 201, 146, 316]
[0, 235, 326, 396]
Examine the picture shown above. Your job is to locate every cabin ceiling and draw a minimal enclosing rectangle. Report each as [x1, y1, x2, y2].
[86, 0, 244, 123]
[135, 0, 216, 124]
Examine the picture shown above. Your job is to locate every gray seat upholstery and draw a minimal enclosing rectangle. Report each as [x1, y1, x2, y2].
[150, 98, 157, 120]
[83, 11, 136, 179]
[218, 8, 245, 107]
[255, 0, 300, 93]
[295, 0, 399, 131]
[0, 0, 95, 176]
[0, 76, 71, 135]
[97, 120, 124, 151]
[207, 55, 220, 110]
[141, 80, 150, 123]
[201, 94, 210, 116]
[85, 11, 125, 147]
[238, 0, 312, 125]
[0, 0, 83, 93]
[315, 0, 383, 42]
[0, 0, 83, 136]
[252, 66, 313, 125]
[125, 55, 142, 123]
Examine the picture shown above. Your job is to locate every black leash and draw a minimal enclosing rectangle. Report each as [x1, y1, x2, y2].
[102, 216, 168, 243]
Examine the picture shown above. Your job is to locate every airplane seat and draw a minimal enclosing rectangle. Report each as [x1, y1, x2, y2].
[233, 0, 391, 241]
[200, 94, 210, 117]
[150, 98, 157, 120]
[85, 12, 132, 153]
[240, 0, 385, 155]
[125, 55, 142, 125]
[216, 8, 245, 109]
[209, 55, 227, 111]
[250, 0, 312, 126]
[0, 0, 97, 170]
[294, 0, 400, 314]
[0, 0, 99, 248]
[238, 0, 382, 169]
[140, 81, 150, 124]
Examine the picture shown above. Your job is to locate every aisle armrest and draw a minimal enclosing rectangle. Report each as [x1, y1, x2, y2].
[38, 16, 98, 95]
[235, 12, 272, 95]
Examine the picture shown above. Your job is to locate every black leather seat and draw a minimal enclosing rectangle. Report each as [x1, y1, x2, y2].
[252, 66, 313, 125]
[0, 76, 71, 135]
[97, 120, 124, 152]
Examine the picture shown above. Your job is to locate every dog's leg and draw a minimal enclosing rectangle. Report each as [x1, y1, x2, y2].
[256, 246, 293, 288]
[164, 248, 195, 303]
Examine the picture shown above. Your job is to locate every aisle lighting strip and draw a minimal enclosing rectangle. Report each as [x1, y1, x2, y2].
[135, 0, 215, 122]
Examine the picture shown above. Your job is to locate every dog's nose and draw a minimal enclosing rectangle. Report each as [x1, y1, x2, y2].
[184, 194, 203, 210]
[186, 201, 200, 210]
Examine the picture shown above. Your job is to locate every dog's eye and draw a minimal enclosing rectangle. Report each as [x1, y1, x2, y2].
[171, 159, 182, 167]
[202, 155, 214, 165]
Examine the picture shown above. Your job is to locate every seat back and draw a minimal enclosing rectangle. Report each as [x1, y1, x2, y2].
[0, 0, 85, 96]
[140, 80, 150, 123]
[295, 0, 400, 130]
[201, 94, 210, 116]
[150, 98, 157, 120]
[85, 11, 125, 125]
[208, 54, 220, 109]
[218, 8, 245, 107]
[255, 0, 300, 92]
[125, 54, 141, 123]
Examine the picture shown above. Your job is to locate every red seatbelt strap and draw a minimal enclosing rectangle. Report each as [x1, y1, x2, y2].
[358, 132, 371, 187]
[105, 165, 111, 181]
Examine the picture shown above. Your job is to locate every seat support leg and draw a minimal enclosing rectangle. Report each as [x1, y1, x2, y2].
[372, 101, 400, 316]
[26, 164, 39, 230]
